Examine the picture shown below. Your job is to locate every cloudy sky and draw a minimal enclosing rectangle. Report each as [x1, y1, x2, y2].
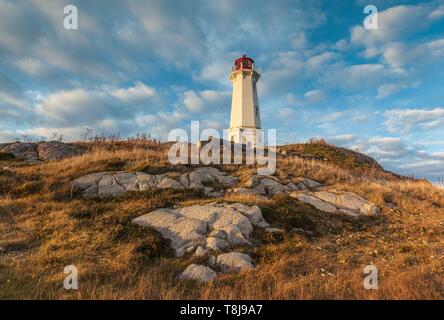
[0, 0, 443, 182]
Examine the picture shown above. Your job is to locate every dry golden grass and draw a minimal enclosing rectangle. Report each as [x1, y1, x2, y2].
[0, 141, 443, 299]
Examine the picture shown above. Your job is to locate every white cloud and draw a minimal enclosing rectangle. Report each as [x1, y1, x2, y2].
[328, 134, 356, 144]
[183, 91, 205, 112]
[259, 51, 305, 96]
[14, 58, 45, 76]
[182, 90, 230, 113]
[277, 107, 296, 120]
[135, 110, 188, 139]
[282, 93, 300, 105]
[195, 61, 231, 84]
[32, 82, 161, 130]
[381, 38, 444, 68]
[0, 130, 16, 142]
[333, 39, 348, 51]
[304, 90, 325, 103]
[348, 3, 444, 72]
[36, 89, 117, 126]
[319, 111, 345, 123]
[321, 63, 390, 92]
[429, 5, 444, 20]
[376, 81, 419, 99]
[377, 84, 399, 99]
[0, 0, 442, 182]
[306, 52, 338, 69]
[291, 32, 308, 49]
[0, 91, 28, 109]
[428, 38, 444, 57]
[384, 107, 444, 133]
[0, 77, 34, 122]
[111, 82, 157, 102]
[351, 5, 431, 47]
[126, 1, 205, 66]
[336, 135, 444, 181]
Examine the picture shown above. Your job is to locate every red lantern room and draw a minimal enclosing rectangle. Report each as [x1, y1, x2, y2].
[233, 54, 254, 71]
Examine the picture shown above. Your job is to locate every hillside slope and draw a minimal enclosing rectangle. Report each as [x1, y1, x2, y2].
[278, 142, 383, 170]
[0, 140, 443, 299]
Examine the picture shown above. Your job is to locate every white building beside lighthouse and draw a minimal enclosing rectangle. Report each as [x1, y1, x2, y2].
[227, 55, 263, 145]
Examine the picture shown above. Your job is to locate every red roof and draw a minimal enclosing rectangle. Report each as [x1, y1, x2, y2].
[234, 55, 254, 70]
[235, 54, 254, 64]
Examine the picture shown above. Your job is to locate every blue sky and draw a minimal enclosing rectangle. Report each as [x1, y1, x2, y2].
[0, 0, 443, 182]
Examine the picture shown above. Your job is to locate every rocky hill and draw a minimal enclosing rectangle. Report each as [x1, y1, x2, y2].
[278, 142, 383, 170]
[0, 141, 85, 163]
[0, 140, 442, 299]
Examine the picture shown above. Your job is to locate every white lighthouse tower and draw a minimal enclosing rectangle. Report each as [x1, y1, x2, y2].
[227, 55, 262, 145]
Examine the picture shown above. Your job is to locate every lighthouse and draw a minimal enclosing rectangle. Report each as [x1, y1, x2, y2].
[227, 55, 262, 145]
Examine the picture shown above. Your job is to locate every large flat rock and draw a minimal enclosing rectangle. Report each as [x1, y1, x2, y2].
[313, 190, 380, 216]
[296, 193, 337, 213]
[132, 203, 269, 256]
[72, 167, 238, 198]
[291, 190, 380, 217]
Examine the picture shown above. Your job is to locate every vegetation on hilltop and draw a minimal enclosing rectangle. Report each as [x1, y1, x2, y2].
[279, 138, 384, 171]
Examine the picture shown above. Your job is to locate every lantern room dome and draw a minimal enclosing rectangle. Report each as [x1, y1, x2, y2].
[233, 54, 254, 71]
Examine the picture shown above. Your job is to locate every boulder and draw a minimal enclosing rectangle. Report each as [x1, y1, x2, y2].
[72, 167, 238, 197]
[297, 183, 308, 191]
[292, 190, 380, 217]
[313, 190, 380, 216]
[178, 264, 216, 282]
[157, 176, 184, 189]
[208, 255, 216, 266]
[1, 142, 39, 161]
[255, 178, 287, 195]
[294, 193, 337, 213]
[215, 252, 255, 273]
[194, 246, 208, 257]
[229, 174, 319, 197]
[132, 208, 207, 256]
[132, 203, 269, 256]
[37, 141, 84, 161]
[1, 141, 84, 162]
[297, 178, 322, 189]
[285, 182, 299, 191]
[186, 167, 238, 188]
